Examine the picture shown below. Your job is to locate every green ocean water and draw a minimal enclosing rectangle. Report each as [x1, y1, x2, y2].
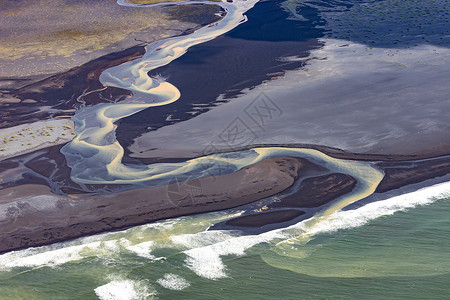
[0, 182, 448, 299]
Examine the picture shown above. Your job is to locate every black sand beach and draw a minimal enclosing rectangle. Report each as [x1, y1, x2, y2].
[1, 148, 450, 253]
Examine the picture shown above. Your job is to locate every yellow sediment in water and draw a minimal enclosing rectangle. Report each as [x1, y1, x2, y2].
[254, 147, 384, 247]
[61, 0, 261, 185]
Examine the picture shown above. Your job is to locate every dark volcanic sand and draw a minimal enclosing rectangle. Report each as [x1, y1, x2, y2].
[0, 0, 449, 255]
[0, 157, 303, 253]
[116, 0, 324, 154]
[214, 173, 356, 230]
[376, 156, 450, 193]
[1, 150, 450, 253]
[269, 173, 357, 209]
[215, 153, 450, 231]
[225, 209, 305, 227]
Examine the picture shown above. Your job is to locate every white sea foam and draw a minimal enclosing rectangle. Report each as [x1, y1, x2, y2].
[184, 246, 227, 280]
[183, 231, 283, 279]
[94, 279, 155, 300]
[182, 181, 450, 279]
[299, 180, 450, 236]
[1, 181, 448, 283]
[170, 230, 237, 249]
[0, 242, 95, 269]
[122, 240, 156, 259]
[0, 239, 121, 270]
[0, 213, 222, 271]
[156, 273, 190, 290]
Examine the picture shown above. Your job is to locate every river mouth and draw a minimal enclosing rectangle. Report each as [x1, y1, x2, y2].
[0, 0, 450, 298]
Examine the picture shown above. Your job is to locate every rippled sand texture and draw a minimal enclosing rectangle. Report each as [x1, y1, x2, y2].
[0, 1, 449, 298]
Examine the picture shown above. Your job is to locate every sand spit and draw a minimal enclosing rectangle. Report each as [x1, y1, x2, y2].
[1, 151, 450, 253]
[0, 119, 75, 161]
[209, 153, 450, 231]
[0, 157, 301, 253]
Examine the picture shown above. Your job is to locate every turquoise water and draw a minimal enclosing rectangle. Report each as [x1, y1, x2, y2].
[0, 182, 448, 299]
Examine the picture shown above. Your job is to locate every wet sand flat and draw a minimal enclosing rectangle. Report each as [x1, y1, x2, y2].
[129, 39, 450, 159]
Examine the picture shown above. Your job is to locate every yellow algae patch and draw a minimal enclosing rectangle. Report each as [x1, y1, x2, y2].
[0, 119, 75, 161]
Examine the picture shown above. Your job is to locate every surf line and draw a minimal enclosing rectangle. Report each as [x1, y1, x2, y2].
[61, 1, 384, 220]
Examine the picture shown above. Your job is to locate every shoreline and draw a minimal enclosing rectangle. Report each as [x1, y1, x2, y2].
[0, 148, 449, 254]
[0, 0, 449, 255]
[0, 157, 302, 253]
